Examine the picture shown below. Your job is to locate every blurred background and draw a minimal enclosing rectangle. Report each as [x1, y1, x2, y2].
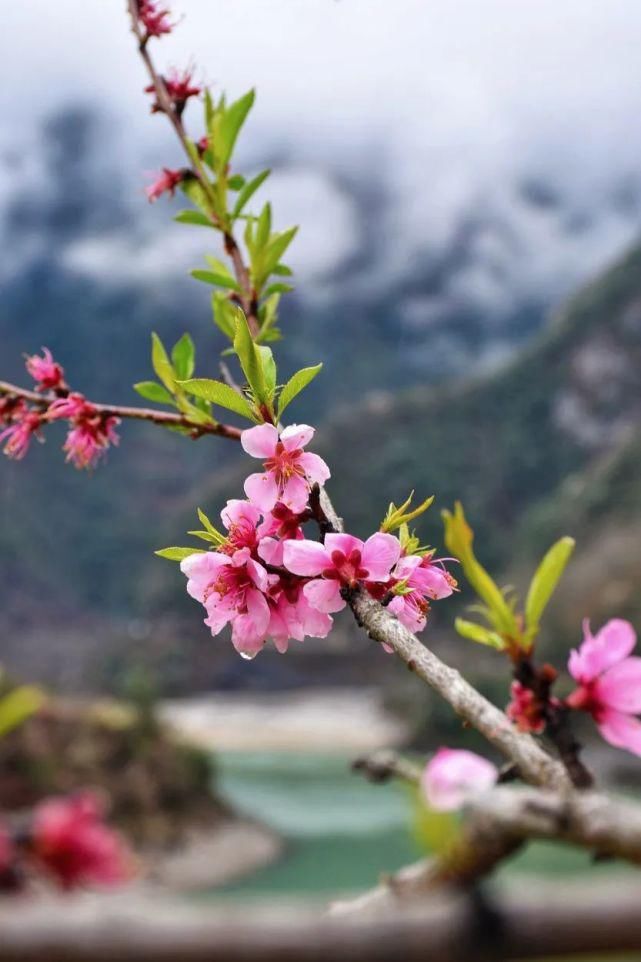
[2, 0, 641, 902]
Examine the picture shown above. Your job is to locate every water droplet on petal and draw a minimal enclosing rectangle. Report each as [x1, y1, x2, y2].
[239, 650, 256, 661]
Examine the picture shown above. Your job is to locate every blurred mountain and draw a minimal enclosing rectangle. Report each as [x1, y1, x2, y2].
[2, 106, 641, 691]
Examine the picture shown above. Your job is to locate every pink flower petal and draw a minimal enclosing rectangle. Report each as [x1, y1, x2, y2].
[413, 564, 453, 600]
[297, 451, 331, 484]
[283, 539, 330, 576]
[361, 533, 401, 581]
[244, 471, 279, 512]
[304, 578, 346, 613]
[388, 595, 426, 634]
[280, 424, 314, 451]
[569, 618, 637, 683]
[180, 552, 226, 602]
[246, 557, 269, 593]
[221, 499, 261, 530]
[595, 657, 641, 713]
[204, 606, 233, 636]
[295, 595, 333, 638]
[324, 533, 363, 557]
[597, 709, 641, 757]
[257, 536, 283, 567]
[421, 748, 498, 811]
[280, 474, 311, 512]
[241, 423, 279, 459]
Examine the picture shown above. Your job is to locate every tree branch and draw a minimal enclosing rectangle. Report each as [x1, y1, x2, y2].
[0, 381, 241, 441]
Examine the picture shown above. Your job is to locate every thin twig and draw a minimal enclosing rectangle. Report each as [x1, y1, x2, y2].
[0, 380, 241, 441]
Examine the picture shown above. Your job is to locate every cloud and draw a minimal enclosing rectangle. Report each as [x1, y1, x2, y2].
[3, 0, 641, 333]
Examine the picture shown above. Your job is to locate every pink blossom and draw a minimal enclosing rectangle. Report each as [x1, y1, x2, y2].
[181, 550, 272, 658]
[566, 619, 641, 756]
[47, 394, 119, 469]
[0, 408, 42, 460]
[146, 69, 201, 113]
[283, 532, 401, 614]
[257, 502, 307, 567]
[241, 423, 330, 514]
[31, 793, 132, 890]
[138, 0, 173, 37]
[422, 748, 498, 811]
[385, 554, 456, 634]
[63, 419, 120, 470]
[219, 499, 262, 561]
[266, 577, 333, 653]
[145, 167, 185, 202]
[25, 347, 65, 391]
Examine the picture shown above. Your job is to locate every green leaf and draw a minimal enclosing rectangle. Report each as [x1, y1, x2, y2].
[212, 292, 238, 340]
[155, 547, 205, 562]
[256, 202, 272, 250]
[151, 333, 176, 392]
[278, 364, 323, 418]
[228, 174, 245, 191]
[180, 378, 254, 419]
[175, 210, 213, 227]
[525, 536, 575, 640]
[232, 169, 270, 218]
[180, 177, 212, 217]
[454, 618, 506, 650]
[271, 263, 293, 276]
[261, 226, 298, 281]
[0, 686, 44, 738]
[264, 282, 294, 296]
[410, 786, 460, 855]
[218, 89, 255, 169]
[171, 333, 195, 381]
[233, 310, 271, 409]
[442, 502, 517, 637]
[133, 381, 175, 405]
[191, 269, 240, 291]
[257, 346, 277, 394]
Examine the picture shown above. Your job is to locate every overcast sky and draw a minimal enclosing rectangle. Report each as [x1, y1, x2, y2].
[4, 1, 641, 320]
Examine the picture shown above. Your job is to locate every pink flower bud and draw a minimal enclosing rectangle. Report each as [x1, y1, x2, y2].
[138, 0, 173, 38]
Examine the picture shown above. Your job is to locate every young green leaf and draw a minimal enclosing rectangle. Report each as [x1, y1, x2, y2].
[171, 333, 195, 381]
[217, 89, 255, 169]
[278, 364, 323, 418]
[151, 333, 176, 392]
[212, 292, 238, 340]
[525, 536, 575, 639]
[228, 174, 245, 191]
[197, 508, 226, 543]
[175, 210, 213, 227]
[260, 226, 298, 281]
[233, 310, 272, 410]
[454, 618, 506, 650]
[155, 547, 205, 562]
[191, 269, 240, 291]
[180, 177, 213, 217]
[179, 378, 255, 419]
[133, 381, 175, 405]
[255, 202, 272, 251]
[0, 686, 44, 739]
[442, 502, 518, 637]
[232, 168, 270, 218]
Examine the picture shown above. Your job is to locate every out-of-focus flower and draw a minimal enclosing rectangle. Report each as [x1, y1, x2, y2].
[25, 348, 65, 392]
[138, 0, 173, 38]
[284, 532, 400, 614]
[242, 424, 330, 514]
[48, 394, 120, 469]
[31, 793, 133, 890]
[566, 619, 641, 756]
[146, 69, 201, 114]
[0, 408, 42, 460]
[506, 680, 548, 734]
[145, 168, 185, 202]
[421, 748, 498, 811]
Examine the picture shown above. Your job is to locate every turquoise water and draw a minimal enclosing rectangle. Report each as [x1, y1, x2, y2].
[214, 751, 636, 899]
